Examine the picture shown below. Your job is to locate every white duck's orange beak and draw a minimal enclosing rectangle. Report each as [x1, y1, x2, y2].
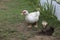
[21, 13, 23, 15]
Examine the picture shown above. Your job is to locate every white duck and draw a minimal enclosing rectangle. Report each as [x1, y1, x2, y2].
[21, 9, 40, 28]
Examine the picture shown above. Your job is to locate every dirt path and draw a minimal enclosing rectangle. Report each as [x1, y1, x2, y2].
[28, 35, 60, 40]
[15, 22, 60, 40]
[28, 35, 55, 40]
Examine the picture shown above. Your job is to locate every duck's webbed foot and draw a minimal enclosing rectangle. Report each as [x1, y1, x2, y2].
[34, 22, 38, 28]
[28, 24, 32, 29]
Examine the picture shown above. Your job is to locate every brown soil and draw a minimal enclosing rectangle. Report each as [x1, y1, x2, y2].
[28, 35, 60, 40]
[15, 22, 60, 40]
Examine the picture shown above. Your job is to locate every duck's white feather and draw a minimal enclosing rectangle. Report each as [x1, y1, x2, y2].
[25, 11, 40, 23]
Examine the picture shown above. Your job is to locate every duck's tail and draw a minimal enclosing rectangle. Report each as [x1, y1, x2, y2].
[36, 11, 40, 17]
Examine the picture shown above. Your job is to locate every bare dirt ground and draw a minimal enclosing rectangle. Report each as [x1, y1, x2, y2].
[15, 22, 60, 40]
[28, 36, 60, 40]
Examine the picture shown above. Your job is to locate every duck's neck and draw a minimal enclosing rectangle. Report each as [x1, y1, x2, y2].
[25, 12, 29, 16]
[25, 11, 29, 16]
[25, 13, 29, 16]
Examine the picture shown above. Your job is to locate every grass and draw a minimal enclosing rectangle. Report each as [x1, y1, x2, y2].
[38, 0, 60, 37]
[56, 0, 60, 4]
[0, 0, 35, 40]
[0, 0, 60, 40]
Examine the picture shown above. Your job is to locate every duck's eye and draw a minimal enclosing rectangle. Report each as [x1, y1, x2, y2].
[23, 11, 26, 14]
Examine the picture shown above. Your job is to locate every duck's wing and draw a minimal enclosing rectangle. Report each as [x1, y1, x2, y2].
[29, 11, 40, 17]
[36, 11, 40, 17]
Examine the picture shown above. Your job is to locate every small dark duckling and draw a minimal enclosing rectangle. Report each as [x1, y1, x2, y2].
[38, 21, 54, 36]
